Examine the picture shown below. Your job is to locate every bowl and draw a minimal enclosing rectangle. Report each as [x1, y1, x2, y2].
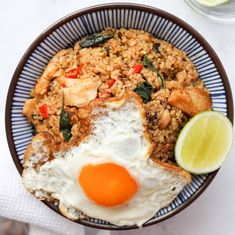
[5, 3, 233, 230]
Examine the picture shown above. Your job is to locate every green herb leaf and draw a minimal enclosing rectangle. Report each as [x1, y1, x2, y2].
[134, 82, 153, 103]
[179, 115, 189, 130]
[60, 95, 72, 142]
[80, 33, 114, 48]
[60, 108, 70, 129]
[32, 124, 37, 136]
[143, 56, 165, 88]
[31, 114, 37, 120]
[62, 129, 72, 142]
[153, 43, 161, 54]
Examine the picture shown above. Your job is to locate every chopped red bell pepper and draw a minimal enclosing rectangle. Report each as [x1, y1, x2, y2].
[132, 64, 144, 74]
[39, 104, 49, 118]
[107, 79, 116, 88]
[65, 64, 84, 78]
[65, 68, 79, 78]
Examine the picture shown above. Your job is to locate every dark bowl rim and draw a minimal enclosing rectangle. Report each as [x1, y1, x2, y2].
[5, 2, 234, 231]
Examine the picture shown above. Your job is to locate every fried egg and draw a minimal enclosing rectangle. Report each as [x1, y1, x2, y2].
[22, 92, 191, 227]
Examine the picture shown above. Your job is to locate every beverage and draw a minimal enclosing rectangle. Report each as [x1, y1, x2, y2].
[185, 0, 235, 23]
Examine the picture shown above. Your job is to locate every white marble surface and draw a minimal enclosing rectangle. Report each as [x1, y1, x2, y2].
[0, 0, 235, 235]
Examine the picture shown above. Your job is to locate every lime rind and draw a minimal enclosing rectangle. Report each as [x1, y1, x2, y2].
[175, 111, 233, 174]
[196, 0, 230, 7]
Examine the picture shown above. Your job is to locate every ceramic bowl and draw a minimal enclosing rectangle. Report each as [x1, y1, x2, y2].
[5, 3, 233, 230]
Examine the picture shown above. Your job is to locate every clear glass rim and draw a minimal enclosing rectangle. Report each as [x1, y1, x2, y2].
[184, 0, 235, 24]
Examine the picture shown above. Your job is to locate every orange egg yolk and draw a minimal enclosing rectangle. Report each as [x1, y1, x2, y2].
[78, 163, 138, 207]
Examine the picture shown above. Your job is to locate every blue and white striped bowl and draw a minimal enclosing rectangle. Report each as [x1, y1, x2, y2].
[5, 3, 233, 230]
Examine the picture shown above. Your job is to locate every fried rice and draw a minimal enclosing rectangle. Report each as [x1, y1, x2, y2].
[23, 28, 211, 162]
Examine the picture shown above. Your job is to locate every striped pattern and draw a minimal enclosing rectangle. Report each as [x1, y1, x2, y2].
[10, 8, 227, 227]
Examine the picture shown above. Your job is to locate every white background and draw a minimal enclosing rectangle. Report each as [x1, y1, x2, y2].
[1, 0, 235, 235]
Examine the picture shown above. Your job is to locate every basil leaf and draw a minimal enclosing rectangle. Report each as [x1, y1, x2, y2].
[143, 56, 165, 88]
[134, 82, 153, 103]
[179, 115, 189, 129]
[60, 95, 72, 142]
[31, 114, 37, 120]
[32, 124, 37, 136]
[62, 129, 72, 142]
[60, 108, 70, 129]
[153, 43, 161, 54]
[80, 33, 114, 48]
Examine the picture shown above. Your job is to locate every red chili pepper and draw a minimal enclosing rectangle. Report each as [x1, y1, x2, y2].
[65, 64, 84, 79]
[65, 68, 79, 78]
[107, 79, 116, 88]
[132, 64, 143, 74]
[39, 104, 49, 118]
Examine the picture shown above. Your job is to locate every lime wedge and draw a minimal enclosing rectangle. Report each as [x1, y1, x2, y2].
[196, 0, 230, 7]
[175, 111, 233, 174]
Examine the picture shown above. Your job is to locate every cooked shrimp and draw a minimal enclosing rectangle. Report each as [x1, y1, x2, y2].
[168, 87, 211, 116]
[35, 49, 76, 96]
[23, 98, 38, 120]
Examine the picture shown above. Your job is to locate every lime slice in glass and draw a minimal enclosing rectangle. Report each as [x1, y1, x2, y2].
[196, 0, 230, 7]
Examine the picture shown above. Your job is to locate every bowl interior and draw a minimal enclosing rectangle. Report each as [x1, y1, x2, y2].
[6, 4, 233, 230]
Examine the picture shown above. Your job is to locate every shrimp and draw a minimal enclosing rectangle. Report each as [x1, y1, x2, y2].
[168, 87, 211, 116]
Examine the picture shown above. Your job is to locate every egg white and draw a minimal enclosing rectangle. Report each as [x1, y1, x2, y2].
[22, 93, 188, 227]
